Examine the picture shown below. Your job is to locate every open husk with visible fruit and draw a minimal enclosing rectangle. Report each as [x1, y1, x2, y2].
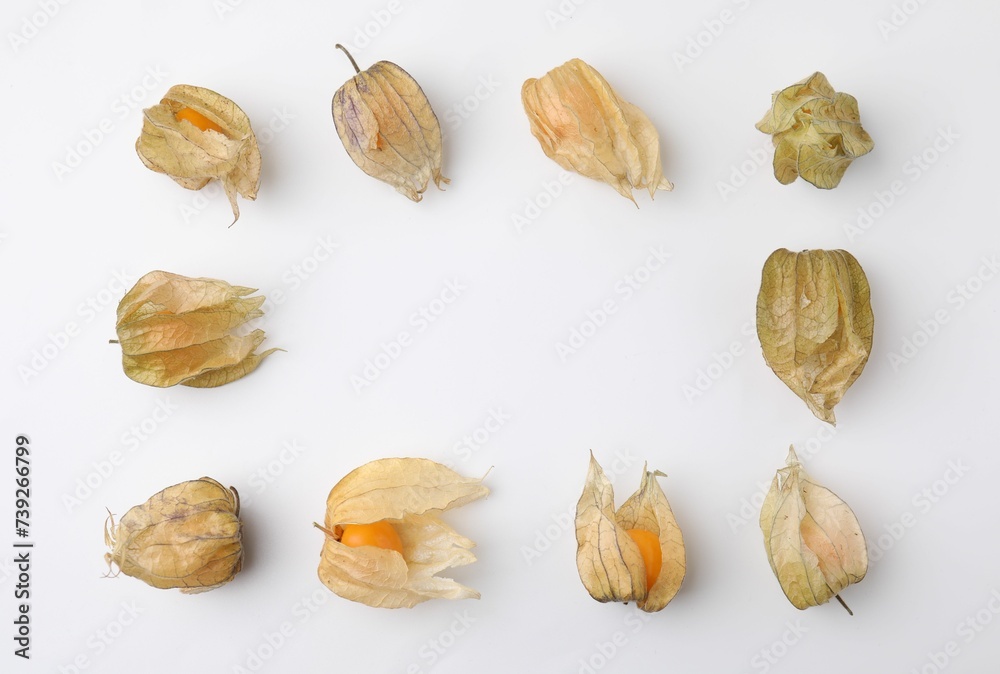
[316, 458, 488, 608]
[136, 84, 261, 223]
[575, 453, 685, 612]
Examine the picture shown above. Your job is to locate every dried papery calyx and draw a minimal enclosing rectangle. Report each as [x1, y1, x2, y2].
[575, 453, 685, 612]
[522, 58, 672, 205]
[113, 270, 280, 388]
[756, 72, 874, 189]
[316, 458, 488, 608]
[136, 84, 261, 223]
[331, 44, 447, 201]
[756, 248, 874, 424]
[760, 447, 868, 613]
[104, 477, 243, 594]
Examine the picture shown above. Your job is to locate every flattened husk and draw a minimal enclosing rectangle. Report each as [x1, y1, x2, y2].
[522, 58, 672, 204]
[104, 477, 243, 594]
[756, 249, 873, 424]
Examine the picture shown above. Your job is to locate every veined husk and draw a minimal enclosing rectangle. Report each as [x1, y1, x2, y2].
[331, 45, 447, 201]
[760, 447, 867, 611]
[522, 58, 672, 204]
[756, 248, 873, 425]
[575, 453, 685, 612]
[114, 270, 280, 388]
[316, 458, 488, 609]
[136, 84, 261, 223]
[105, 477, 243, 594]
[756, 72, 874, 189]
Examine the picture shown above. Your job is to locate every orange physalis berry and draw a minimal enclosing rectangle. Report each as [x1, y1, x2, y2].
[339, 521, 404, 555]
[625, 529, 662, 592]
[175, 107, 225, 135]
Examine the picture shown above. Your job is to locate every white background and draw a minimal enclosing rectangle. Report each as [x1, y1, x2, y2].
[3, 0, 999, 672]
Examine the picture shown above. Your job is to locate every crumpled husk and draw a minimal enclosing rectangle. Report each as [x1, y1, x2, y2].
[114, 270, 279, 388]
[756, 248, 874, 424]
[136, 84, 261, 223]
[756, 72, 874, 189]
[760, 447, 868, 612]
[316, 458, 488, 608]
[522, 58, 673, 204]
[104, 477, 243, 594]
[331, 45, 447, 201]
[575, 453, 685, 612]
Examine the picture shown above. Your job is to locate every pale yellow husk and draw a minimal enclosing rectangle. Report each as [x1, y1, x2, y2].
[760, 447, 868, 610]
[575, 453, 685, 612]
[332, 46, 447, 202]
[317, 458, 488, 608]
[136, 84, 261, 223]
[114, 270, 279, 388]
[105, 477, 243, 594]
[522, 58, 672, 204]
